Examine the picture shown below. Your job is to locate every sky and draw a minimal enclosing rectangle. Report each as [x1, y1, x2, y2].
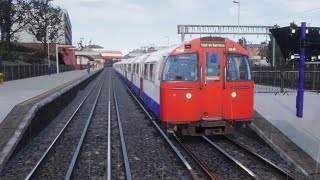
[54, 0, 320, 52]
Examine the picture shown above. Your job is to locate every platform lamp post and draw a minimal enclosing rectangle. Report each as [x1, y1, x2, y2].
[296, 22, 306, 118]
[47, 27, 51, 75]
[44, 12, 52, 75]
[233, 0, 240, 45]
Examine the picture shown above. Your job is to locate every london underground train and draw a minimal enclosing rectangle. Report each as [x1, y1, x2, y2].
[113, 36, 253, 136]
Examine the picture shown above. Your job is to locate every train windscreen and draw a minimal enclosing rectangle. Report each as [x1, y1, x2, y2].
[227, 54, 252, 81]
[162, 53, 198, 82]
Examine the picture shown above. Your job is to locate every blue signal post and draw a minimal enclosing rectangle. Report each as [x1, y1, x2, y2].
[296, 22, 306, 118]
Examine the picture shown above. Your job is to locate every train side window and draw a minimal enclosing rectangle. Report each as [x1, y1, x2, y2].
[150, 63, 156, 82]
[206, 52, 220, 81]
[144, 64, 149, 79]
[136, 64, 139, 74]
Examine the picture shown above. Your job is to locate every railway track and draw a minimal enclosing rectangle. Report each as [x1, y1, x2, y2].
[24, 69, 107, 179]
[116, 72, 201, 179]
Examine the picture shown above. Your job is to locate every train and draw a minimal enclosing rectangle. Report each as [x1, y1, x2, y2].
[113, 36, 254, 136]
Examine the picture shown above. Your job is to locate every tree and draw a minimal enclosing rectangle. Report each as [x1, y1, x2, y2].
[25, 0, 62, 56]
[10, 0, 30, 43]
[238, 37, 247, 47]
[0, 0, 30, 50]
[0, 0, 15, 49]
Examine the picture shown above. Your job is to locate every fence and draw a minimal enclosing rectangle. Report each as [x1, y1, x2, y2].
[252, 67, 320, 93]
[2, 64, 75, 82]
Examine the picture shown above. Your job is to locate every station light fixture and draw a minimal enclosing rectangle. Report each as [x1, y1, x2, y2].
[291, 55, 295, 59]
[318, 55, 320, 60]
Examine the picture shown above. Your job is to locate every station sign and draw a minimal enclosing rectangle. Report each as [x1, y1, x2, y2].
[200, 42, 225, 48]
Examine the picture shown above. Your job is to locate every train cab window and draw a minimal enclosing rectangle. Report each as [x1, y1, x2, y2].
[227, 54, 251, 81]
[162, 53, 198, 82]
[206, 52, 220, 81]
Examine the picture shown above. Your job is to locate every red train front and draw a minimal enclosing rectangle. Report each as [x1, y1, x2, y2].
[160, 37, 254, 136]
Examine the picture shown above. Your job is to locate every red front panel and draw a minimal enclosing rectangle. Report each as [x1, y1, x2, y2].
[160, 82, 201, 122]
[223, 81, 254, 120]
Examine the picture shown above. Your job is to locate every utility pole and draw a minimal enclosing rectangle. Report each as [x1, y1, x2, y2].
[233, 0, 240, 44]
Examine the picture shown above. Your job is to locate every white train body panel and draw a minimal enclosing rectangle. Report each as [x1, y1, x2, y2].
[113, 45, 179, 117]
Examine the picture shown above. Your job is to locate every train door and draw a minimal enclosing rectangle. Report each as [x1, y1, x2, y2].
[201, 52, 223, 120]
[131, 64, 134, 89]
[222, 54, 254, 120]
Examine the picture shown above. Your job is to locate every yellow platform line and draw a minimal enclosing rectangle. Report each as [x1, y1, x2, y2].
[19, 76, 83, 106]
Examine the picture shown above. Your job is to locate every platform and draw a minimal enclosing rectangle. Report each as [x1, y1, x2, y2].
[0, 68, 101, 124]
[0, 67, 103, 172]
[253, 92, 320, 176]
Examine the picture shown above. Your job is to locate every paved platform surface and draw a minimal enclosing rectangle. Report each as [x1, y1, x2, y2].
[0, 67, 101, 124]
[254, 92, 320, 175]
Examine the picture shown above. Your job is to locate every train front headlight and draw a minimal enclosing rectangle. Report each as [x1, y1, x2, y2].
[231, 92, 237, 98]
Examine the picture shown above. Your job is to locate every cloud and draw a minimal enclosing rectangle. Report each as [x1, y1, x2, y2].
[278, 0, 320, 13]
[55, 0, 150, 25]
[228, 6, 249, 16]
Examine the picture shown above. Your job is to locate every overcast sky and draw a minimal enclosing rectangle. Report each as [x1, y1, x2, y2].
[54, 0, 320, 52]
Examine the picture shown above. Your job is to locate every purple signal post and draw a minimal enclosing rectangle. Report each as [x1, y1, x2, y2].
[296, 22, 306, 118]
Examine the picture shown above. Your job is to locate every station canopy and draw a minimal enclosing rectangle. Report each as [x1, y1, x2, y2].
[92, 49, 123, 59]
[270, 25, 320, 61]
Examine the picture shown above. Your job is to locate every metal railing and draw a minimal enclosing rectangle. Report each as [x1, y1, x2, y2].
[252, 69, 320, 93]
[2, 64, 75, 82]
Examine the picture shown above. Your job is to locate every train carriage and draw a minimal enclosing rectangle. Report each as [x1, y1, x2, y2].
[114, 36, 254, 136]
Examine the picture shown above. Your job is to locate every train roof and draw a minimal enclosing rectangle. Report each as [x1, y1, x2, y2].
[114, 36, 248, 65]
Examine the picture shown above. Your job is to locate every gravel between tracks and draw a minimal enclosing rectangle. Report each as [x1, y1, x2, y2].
[113, 72, 189, 180]
[232, 127, 310, 179]
[180, 136, 248, 180]
[0, 71, 103, 179]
